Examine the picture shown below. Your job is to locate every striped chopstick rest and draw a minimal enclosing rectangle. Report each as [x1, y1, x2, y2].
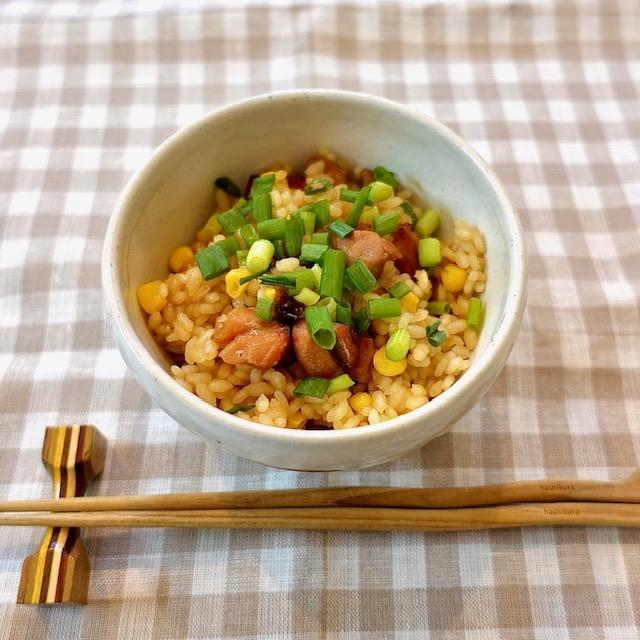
[16, 425, 105, 604]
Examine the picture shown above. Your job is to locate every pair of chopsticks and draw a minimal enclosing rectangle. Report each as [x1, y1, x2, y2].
[2, 470, 640, 531]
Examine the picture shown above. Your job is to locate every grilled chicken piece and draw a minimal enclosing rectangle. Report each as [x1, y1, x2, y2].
[332, 229, 401, 277]
[392, 223, 420, 276]
[218, 325, 291, 369]
[307, 155, 348, 186]
[333, 323, 358, 369]
[213, 308, 273, 345]
[291, 320, 340, 378]
[348, 335, 376, 384]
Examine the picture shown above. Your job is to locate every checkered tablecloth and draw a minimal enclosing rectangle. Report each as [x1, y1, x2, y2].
[1, 0, 639, 637]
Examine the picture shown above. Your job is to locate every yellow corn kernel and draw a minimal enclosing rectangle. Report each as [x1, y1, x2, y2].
[225, 268, 252, 299]
[400, 291, 420, 313]
[169, 245, 194, 273]
[373, 346, 407, 377]
[441, 264, 467, 293]
[349, 392, 372, 412]
[262, 286, 277, 301]
[137, 280, 167, 314]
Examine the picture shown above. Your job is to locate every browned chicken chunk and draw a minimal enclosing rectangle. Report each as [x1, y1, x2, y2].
[218, 325, 290, 369]
[291, 320, 340, 378]
[332, 230, 401, 277]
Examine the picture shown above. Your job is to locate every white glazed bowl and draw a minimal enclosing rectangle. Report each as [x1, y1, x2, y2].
[102, 90, 526, 471]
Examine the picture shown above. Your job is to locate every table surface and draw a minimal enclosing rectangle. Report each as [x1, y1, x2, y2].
[1, 0, 639, 638]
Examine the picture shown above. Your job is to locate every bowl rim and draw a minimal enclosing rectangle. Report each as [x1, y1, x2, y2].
[101, 88, 527, 446]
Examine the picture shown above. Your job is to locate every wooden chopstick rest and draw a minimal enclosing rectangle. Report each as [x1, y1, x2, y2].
[17, 425, 105, 605]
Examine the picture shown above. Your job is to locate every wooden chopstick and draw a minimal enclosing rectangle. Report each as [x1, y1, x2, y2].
[2, 502, 640, 531]
[1, 471, 639, 513]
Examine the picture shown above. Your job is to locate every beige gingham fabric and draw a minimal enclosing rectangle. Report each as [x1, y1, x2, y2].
[1, 0, 639, 637]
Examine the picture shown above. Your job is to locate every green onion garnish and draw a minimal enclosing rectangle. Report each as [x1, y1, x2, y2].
[366, 297, 402, 320]
[319, 248, 346, 300]
[300, 243, 329, 264]
[305, 305, 336, 350]
[360, 205, 379, 226]
[236, 249, 248, 266]
[257, 218, 286, 240]
[218, 208, 246, 234]
[328, 220, 354, 238]
[293, 269, 317, 293]
[311, 263, 322, 288]
[246, 239, 275, 273]
[272, 238, 286, 259]
[327, 373, 355, 396]
[293, 376, 331, 399]
[372, 211, 401, 236]
[466, 297, 483, 330]
[339, 188, 360, 203]
[214, 176, 242, 198]
[235, 198, 254, 216]
[304, 176, 332, 195]
[335, 300, 351, 326]
[259, 273, 297, 290]
[226, 404, 255, 414]
[239, 269, 266, 285]
[310, 200, 330, 226]
[195, 244, 229, 280]
[345, 259, 377, 294]
[299, 210, 316, 234]
[254, 297, 274, 321]
[427, 300, 451, 316]
[352, 307, 371, 334]
[250, 173, 275, 196]
[239, 223, 259, 247]
[311, 232, 329, 245]
[388, 281, 411, 299]
[418, 237, 441, 267]
[203, 213, 222, 236]
[284, 218, 305, 257]
[400, 201, 417, 228]
[372, 166, 398, 188]
[294, 287, 320, 306]
[346, 185, 372, 227]
[317, 296, 337, 321]
[385, 328, 411, 361]
[415, 208, 441, 238]
[426, 320, 447, 347]
[216, 235, 241, 257]
[368, 181, 394, 203]
[252, 192, 272, 223]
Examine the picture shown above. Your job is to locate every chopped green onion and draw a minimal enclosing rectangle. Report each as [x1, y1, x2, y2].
[254, 297, 274, 321]
[272, 238, 286, 259]
[319, 248, 346, 300]
[232, 196, 249, 211]
[239, 223, 259, 247]
[317, 296, 337, 321]
[346, 185, 372, 227]
[368, 181, 394, 203]
[335, 300, 351, 326]
[294, 287, 320, 306]
[328, 220, 354, 238]
[293, 377, 331, 399]
[345, 259, 377, 294]
[252, 192, 272, 223]
[418, 237, 441, 267]
[388, 281, 412, 299]
[427, 300, 451, 316]
[293, 269, 317, 293]
[366, 297, 402, 320]
[311, 263, 323, 288]
[339, 188, 360, 203]
[426, 320, 447, 347]
[239, 269, 266, 285]
[310, 200, 330, 226]
[327, 373, 355, 395]
[373, 166, 398, 188]
[226, 404, 255, 414]
[305, 305, 336, 350]
[218, 208, 246, 234]
[466, 296, 483, 330]
[385, 328, 411, 361]
[372, 211, 401, 236]
[352, 307, 371, 334]
[203, 213, 222, 236]
[259, 273, 297, 290]
[415, 208, 441, 238]
[304, 176, 332, 195]
[214, 176, 241, 197]
[400, 201, 418, 228]
[284, 218, 305, 257]
[257, 218, 286, 240]
[195, 244, 229, 280]
[236, 249, 248, 266]
[299, 210, 316, 234]
[360, 205, 379, 226]
[216, 236, 241, 257]
[250, 173, 275, 196]
[311, 232, 329, 245]
[343, 271, 355, 293]
[246, 238, 275, 273]
[300, 243, 329, 264]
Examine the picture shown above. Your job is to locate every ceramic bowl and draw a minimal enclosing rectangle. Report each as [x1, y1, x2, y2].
[101, 89, 526, 470]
